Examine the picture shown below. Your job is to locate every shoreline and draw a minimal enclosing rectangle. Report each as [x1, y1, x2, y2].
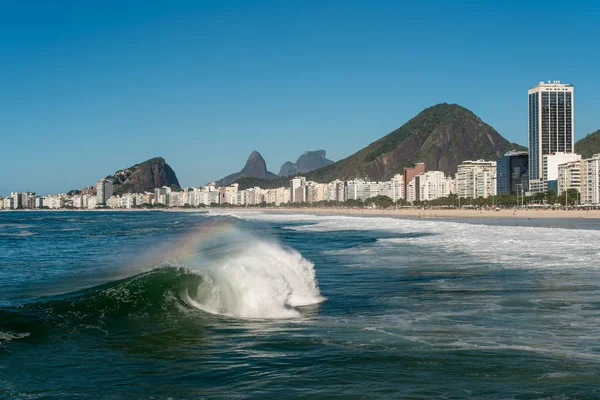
[212, 207, 600, 220]
[2, 207, 600, 220]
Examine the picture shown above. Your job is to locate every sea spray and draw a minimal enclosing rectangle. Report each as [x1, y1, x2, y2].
[182, 238, 324, 319]
[6, 223, 325, 325]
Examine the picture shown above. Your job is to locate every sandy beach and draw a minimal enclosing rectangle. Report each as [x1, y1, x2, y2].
[221, 207, 600, 220]
[3, 207, 600, 220]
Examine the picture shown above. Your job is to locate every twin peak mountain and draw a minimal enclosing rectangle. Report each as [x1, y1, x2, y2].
[216, 150, 334, 187]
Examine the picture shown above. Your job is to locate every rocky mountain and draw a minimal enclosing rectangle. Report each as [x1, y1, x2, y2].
[100, 157, 181, 195]
[306, 103, 526, 182]
[575, 130, 600, 159]
[278, 150, 334, 176]
[216, 151, 279, 186]
[278, 162, 297, 177]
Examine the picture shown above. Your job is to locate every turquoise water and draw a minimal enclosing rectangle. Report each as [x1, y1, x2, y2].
[1, 211, 600, 399]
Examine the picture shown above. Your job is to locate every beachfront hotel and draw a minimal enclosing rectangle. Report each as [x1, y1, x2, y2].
[528, 81, 574, 192]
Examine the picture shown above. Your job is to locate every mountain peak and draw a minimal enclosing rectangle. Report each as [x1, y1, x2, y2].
[278, 150, 334, 176]
[242, 151, 268, 176]
[305, 103, 526, 182]
[216, 151, 278, 186]
[82, 157, 180, 195]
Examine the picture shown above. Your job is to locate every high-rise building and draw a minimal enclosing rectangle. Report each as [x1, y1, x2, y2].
[456, 160, 497, 199]
[11, 192, 23, 209]
[96, 179, 114, 206]
[528, 81, 574, 192]
[497, 151, 529, 195]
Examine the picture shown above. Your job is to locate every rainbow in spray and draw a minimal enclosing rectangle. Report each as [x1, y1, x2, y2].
[135, 219, 325, 319]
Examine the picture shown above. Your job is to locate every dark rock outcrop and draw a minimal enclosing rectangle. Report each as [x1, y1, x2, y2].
[306, 103, 526, 182]
[216, 151, 279, 186]
[107, 157, 181, 195]
[278, 150, 334, 176]
[575, 130, 600, 159]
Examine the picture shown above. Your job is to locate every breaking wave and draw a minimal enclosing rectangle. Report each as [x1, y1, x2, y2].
[0, 225, 324, 342]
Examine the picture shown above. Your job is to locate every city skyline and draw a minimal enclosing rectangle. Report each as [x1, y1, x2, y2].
[2, 1, 600, 195]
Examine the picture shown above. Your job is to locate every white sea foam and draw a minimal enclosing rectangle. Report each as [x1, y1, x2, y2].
[226, 212, 600, 271]
[0, 231, 35, 237]
[0, 331, 30, 343]
[183, 234, 324, 319]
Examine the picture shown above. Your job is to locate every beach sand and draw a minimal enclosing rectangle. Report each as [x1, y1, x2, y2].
[222, 207, 600, 220]
[4, 207, 599, 220]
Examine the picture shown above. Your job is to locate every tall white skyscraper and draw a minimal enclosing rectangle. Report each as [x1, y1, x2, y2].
[528, 81, 574, 192]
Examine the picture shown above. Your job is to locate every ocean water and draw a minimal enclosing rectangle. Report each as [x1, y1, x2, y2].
[1, 210, 600, 399]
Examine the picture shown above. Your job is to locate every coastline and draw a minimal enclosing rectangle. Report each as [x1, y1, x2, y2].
[3, 207, 600, 220]
[210, 207, 600, 220]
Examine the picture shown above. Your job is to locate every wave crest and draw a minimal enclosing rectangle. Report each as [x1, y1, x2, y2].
[1, 227, 324, 334]
[183, 240, 324, 319]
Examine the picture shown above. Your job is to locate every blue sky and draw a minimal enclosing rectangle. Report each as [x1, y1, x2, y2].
[1, 0, 599, 195]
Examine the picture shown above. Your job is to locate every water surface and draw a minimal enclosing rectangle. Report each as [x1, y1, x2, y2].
[1, 210, 599, 399]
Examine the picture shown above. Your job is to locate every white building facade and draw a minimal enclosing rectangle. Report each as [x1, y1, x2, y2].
[456, 160, 497, 199]
[582, 154, 600, 205]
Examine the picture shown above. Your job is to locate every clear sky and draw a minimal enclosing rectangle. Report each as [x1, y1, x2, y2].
[1, 0, 599, 195]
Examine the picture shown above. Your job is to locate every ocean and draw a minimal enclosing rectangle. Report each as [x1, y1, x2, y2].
[1, 210, 600, 399]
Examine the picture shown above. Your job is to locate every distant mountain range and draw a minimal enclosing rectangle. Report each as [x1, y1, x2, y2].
[305, 103, 526, 182]
[78, 104, 600, 194]
[278, 150, 334, 176]
[215, 150, 335, 186]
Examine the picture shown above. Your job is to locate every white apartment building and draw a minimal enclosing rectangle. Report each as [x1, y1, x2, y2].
[557, 160, 582, 196]
[541, 152, 581, 192]
[387, 174, 405, 202]
[346, 180, 381, 202]
[263, 187, 292, 206]
[106, 196, 121, 209]
[219, 184, 239, 205]
[476, 170, 496, 199]
[324, 180, 345, 202]
[243, 187, 261, 205]
[456, 160, 497, 199]
[263, 188, 277, 205]
[406, 179, 416, 203]
[86, 196, 97, 209]
[72, 195, 84, 208]
[582, 154, 600, 205]
[3, 196, 13, 209]
[290, 177, 306, 203]
[293, 185, 307, 203]
[419, 171, 455, 202]
[43, 195, 64, 209]
[11, 192, 22, 209]
[405, 171, 454, 203]
[307, 183, 326, 203]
